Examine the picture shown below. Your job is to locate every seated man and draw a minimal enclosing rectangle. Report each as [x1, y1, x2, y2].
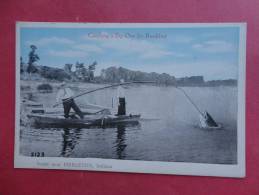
[56, 82, 84, 119]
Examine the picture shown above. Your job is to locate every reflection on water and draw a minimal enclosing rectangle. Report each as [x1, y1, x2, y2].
[61, 128, 82, 157]
[20, 85, 238, 164]
[114, 125, 127, 159]
[60, 125, 129, 159]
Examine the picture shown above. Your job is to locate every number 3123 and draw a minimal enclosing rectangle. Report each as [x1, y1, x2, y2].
[31, 152, 45, 157]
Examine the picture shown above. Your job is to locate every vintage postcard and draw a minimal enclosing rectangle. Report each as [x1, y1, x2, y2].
[15, 22, 246, 177]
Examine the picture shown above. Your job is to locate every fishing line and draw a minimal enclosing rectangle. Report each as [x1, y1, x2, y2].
[175, 86, 203, 115]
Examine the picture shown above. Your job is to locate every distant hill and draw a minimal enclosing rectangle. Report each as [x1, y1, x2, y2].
[205, 79, 237, 86]
[176, 76, 205, 86]
[20, 63, 237, 86]
[99, 66, 237, 86]
[99, 66, 176, 85]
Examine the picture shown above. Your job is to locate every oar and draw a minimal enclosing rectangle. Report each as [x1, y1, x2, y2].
[53, 81, 155, 108]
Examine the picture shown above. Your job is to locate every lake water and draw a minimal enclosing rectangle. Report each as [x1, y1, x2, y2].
[20, 84, 237, 164]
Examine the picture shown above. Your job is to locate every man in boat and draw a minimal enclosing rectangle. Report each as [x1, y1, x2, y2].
[56, 82, 84, 119]
[117, 79, 126, 115]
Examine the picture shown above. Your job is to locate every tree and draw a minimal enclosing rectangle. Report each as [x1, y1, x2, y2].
[64, 63, 73, 73]
[88, 61, 97, 81]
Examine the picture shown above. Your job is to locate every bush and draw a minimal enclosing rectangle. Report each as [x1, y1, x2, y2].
[37, 83, 53, 93]
[39, 66, 71, 81]
[21, 85, 31, 91]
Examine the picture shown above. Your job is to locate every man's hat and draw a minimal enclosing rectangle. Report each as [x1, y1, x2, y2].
[60, 81, 66, 87]
[30, 45, 37, 49]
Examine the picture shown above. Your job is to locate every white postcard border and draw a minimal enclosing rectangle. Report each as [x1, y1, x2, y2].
[14, 22, 246, 177]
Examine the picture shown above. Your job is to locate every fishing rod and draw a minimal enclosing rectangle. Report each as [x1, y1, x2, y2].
[53, 81, 155, 107]
[175, 86, 219, 127]
[175, 86, 203, 115]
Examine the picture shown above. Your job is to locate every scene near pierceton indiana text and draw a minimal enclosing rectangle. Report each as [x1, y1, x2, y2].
[18, 25, 240, 165]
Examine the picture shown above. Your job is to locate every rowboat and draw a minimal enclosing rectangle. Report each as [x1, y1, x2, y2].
[27, 113, 141, 128]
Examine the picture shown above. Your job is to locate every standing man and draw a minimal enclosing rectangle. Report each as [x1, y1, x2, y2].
[117, 79, 126, 115]
[27, 45, 40, 74]
[56, 82, 84, 119]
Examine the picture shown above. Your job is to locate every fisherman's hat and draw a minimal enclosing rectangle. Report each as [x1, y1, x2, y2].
[60, 81, 66, 87]
[30, 45, 37, 49]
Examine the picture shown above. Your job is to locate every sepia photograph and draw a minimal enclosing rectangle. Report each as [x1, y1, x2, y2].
[15, 22, 246, 177]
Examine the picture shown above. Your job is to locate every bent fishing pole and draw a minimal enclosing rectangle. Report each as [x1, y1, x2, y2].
[174, 86, 218, 127]
[175, 86, 203, 115]
[53, 81, 155, 107]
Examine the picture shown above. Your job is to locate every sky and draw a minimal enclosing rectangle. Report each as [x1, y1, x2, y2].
[20, 25, 240, 81]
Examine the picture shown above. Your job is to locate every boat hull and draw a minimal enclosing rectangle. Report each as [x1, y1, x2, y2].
[27, 114, 141, 128]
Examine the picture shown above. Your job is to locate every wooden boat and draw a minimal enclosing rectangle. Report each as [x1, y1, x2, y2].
[27, 113, 141, 128]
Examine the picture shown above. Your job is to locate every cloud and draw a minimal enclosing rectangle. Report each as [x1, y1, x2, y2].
[49, 50, 87, 58]
[26, 37, 75, 46]
[38, 39, 103, 58]
[171, 35, 193, 43]
[192, 40, 235, 53]
[83, 33, 185, 59]
[73, 44, 103, 53]
[48, 44, 103, 58]
[135, 60, 237, 80]
[141, 50, 186, 59]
